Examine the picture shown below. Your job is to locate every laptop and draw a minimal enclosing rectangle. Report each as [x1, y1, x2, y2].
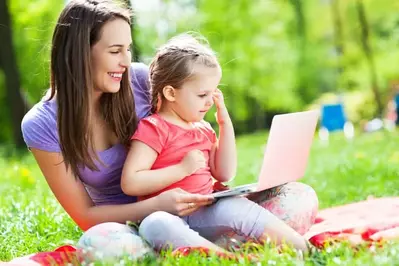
[211, 110, 319, 198]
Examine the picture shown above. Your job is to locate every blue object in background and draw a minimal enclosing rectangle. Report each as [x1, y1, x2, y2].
[321, 103, 347, 132]
[394, 94, 399, 125]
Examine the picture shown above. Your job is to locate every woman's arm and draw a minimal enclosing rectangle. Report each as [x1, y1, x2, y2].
[31, 148, 160, 230]
[210, 90, 237, 182]
[31, 148, 212, 230]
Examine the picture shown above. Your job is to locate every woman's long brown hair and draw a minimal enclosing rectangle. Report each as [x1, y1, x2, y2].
[48, 0, 137, 179]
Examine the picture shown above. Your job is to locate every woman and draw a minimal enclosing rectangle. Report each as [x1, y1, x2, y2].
[21, 0, 318, 258]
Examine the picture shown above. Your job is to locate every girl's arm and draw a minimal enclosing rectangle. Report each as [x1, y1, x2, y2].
[121, 141, 206, 196]
[210, 90, 237, 182]
[121, 141, 186, 196]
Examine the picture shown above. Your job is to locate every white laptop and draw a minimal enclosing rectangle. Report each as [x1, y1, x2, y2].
[211, 110, 319, 198]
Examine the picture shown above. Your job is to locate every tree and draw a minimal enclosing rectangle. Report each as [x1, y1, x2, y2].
[355, 0, 383, 117]
[330, 0, 345, 88]
[289, 0, 309, 101]
[0, 0, 30, 148]
[125, 0, 141, 62]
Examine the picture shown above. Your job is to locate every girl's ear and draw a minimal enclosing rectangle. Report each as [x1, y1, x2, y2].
[162, 85, 176, 102]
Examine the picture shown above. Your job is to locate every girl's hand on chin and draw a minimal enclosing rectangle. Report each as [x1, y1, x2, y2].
[213, 89, 230, 126]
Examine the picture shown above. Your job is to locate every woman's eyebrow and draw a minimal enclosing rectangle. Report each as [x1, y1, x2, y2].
[108, 43, 132, 48]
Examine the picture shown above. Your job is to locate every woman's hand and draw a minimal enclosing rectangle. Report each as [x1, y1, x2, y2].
[155, 188, 215, 217]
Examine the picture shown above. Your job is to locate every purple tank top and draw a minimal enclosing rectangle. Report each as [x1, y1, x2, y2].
[21, 62, 151, 205]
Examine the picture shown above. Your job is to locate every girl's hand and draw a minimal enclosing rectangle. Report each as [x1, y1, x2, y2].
[213, 89, 230, 126]
[213, 181, 230, 192]
[155, 188, 215, 217]
[179, 149, 206, 176]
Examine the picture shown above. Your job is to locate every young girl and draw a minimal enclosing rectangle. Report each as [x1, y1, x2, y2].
[121, 34, 310, 253]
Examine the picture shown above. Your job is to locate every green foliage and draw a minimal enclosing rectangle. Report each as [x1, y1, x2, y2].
[0, 71, 12, 142]
[0, 0, 63, 143]
[9, 0, 63, 101]
[2, 0, 399, 143]
[334, 0, 399, 92]
[199, 1, 301, 112]
[133, 0, 399, 128]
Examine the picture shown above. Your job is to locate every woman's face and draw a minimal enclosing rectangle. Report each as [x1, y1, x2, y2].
[91, 18, 132, 94]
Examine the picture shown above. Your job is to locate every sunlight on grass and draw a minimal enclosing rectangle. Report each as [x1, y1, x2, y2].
[1, 130, 399, 264]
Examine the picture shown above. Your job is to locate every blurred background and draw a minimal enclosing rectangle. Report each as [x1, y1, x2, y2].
[1, 0, 398, 149]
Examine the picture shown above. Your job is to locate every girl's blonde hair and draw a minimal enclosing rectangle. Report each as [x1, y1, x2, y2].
[149, 33, 219, 113]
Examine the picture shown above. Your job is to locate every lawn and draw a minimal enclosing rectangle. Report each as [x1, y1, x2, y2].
[1, 130, 399, 265]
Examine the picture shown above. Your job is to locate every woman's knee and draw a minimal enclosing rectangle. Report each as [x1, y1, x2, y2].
[254, 182, 318, 210]
[83, 222, 138, 236]
[280, 182, 318, 234]
[283, 182, 319, 210]
[257, 182, 318, 235]
[77, 222, 152, 260]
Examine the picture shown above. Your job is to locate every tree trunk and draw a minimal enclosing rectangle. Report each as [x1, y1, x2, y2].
[245, 95, 267, 131]
[355, 0, 383, 117]
[330, 0, 345, 88]
[289, 0, 306, 54]
[0, 0, 29, 148]
[289, 0, 310, 102]
[124, 0, 141, 62]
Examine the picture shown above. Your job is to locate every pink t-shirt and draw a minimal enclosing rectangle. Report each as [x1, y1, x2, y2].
[132, 113, 217, 200]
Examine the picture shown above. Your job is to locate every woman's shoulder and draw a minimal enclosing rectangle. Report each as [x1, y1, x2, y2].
[130, 62, 149, 84]
[21, 95, 60, 152]
[130, 62, 151, 120]
[22, 95, 57, 129]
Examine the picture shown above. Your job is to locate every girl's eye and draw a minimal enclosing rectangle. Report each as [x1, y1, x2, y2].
[198, 94, 207, 98]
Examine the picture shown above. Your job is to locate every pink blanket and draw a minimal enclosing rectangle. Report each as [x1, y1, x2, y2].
[2, 197, 399, 265]
[305, 196, 399, 247]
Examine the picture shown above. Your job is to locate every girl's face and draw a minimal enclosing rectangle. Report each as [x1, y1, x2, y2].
[91, 18, 132, 95]
[172, 63, 222, 123]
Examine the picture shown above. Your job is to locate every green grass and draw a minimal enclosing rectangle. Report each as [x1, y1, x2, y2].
[1, 130, 399, 265]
